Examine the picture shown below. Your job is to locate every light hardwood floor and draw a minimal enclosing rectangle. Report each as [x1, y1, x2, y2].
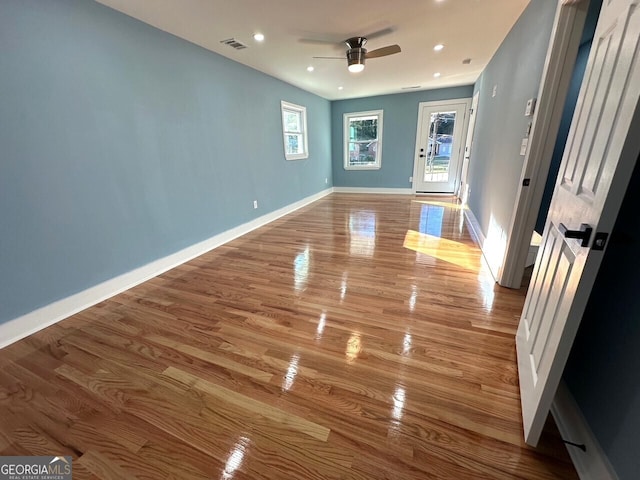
[0, 194, 578, 479]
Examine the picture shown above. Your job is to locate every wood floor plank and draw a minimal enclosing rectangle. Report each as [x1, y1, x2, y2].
[0, 194, 577, 479]
[162, 366, 330, 442]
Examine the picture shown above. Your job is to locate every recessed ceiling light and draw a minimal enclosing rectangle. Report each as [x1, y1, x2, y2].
[433, 44, 444, 52]
[307, 66, 315, 72]
[338, 86, 344, 90]
[253, 33, 265, 42]
[433, 72, 441, 78]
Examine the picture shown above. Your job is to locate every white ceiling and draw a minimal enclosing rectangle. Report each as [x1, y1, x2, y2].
[96, 0, 531, 101]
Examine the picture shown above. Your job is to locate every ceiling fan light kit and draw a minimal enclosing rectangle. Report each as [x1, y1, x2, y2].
[311, 33, 401, 73]
[347, 50, 366, 72]
[346, 37, 367, 72]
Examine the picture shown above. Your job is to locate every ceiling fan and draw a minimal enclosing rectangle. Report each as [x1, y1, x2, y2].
[305, 30, 401, 73]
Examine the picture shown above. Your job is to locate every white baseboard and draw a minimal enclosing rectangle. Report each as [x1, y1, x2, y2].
[463, 207, 486, 249]
[552, 380, 619, 480]
[0, 188, 333, 349]
[463, 208, 498, 282]
[332, 187, 413, 195]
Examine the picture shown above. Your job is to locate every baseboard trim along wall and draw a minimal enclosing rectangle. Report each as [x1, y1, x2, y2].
[552, 380, 619, 480]
[463, 208, 498, 282]
[0, 188, 333, 349]
[332, 187, 414, 195]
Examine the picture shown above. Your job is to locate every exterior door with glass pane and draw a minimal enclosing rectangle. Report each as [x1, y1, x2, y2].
[413, 99, 471, 193]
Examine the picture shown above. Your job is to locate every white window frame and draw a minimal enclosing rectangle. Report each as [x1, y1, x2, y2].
[281, 101, 308, 160]
[344, 110, 383, 170]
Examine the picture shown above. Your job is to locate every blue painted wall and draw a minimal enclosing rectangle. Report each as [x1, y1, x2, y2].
[331, 86, 474, 188]
[535, 0, 602, 234]
[0, 0, 331, 325]
[564, 155, 640, 479]
[467, 0, 556, 263]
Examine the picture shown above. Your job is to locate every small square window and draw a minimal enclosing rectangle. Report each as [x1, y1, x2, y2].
[281, 101, 308, 160]
[344, 110, 383, 170]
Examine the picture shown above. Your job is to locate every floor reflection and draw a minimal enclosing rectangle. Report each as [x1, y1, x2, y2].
[345, 332, 362, 364]
[418, 203, 444, 237]
[403, 230, 479, 270]
[340, 272, 348, 302]
[478, 256, 496, 312]
[221, 436, 251, 480]
[315, 311, 327, 341]
[348, 210, 376, 257]
[391, 386, 406, 421]
[281, 353, 300, 392]
[402, 331, 412, 356]
[293, 246, 310, 292]
[408, 285, 418, 312]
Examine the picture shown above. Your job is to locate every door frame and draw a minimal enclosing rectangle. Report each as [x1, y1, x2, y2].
[498, 0, 591, 288]
[458, 91, 480, 204]
[411, 98, 472, 194]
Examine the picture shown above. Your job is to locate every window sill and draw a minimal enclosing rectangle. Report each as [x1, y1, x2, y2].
[285, 153, 309, 161]
[344, 165, 381, 171]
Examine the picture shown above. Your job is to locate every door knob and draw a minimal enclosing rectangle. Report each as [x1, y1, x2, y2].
[558, 223, 592, 247]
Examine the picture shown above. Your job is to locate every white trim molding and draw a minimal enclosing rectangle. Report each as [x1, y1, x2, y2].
[463, 208, 498, 283]
[0, 188, 333, 349]
[552, 381, 619, 480]
[332, 187, 413, 195]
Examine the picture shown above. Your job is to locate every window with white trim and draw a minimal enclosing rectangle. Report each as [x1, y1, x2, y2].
[344, 110, 383, 170]
[281, 101, 308, 160]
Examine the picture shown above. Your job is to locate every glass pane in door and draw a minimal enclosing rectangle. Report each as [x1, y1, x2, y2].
[424, 111, 456, 183]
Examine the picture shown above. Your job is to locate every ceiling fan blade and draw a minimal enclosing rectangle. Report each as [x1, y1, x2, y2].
[299, 38, 340, 46]
[312, 56, 346, 60]
[362, 27, 394, 41]
[366, 44, 401, 59]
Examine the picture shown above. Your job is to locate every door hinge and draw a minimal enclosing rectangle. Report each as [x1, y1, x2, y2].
[522, 178, 530, 186]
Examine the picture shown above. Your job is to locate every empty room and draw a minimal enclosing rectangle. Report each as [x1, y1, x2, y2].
[1, 0, 639, 479]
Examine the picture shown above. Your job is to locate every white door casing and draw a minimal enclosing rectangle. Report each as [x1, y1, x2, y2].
[412, 99, 471, 194]
[459, 92, 479, 204]
[517, 0, 640, 446]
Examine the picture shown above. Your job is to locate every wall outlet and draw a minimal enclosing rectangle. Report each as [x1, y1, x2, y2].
[409, 176, 413, 183]
[325, 177, 328, 184]
[253, 200, 258, 209]
[492, 84, 498, 98]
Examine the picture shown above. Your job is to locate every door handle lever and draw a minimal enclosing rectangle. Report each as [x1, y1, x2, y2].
[558, 223, 592, 247]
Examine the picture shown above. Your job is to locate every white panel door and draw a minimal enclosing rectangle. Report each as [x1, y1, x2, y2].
[413, 99, 470, 193]
[517, 0, 640, 446]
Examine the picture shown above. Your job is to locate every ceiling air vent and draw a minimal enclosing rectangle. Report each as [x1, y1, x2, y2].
[220, 38, 247, 50]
